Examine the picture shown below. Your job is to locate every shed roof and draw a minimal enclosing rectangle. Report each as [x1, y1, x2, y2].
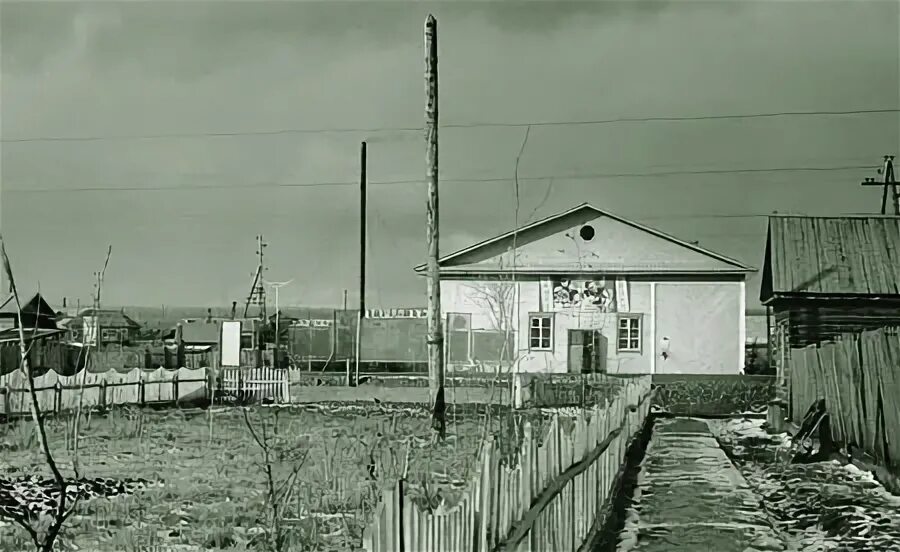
[759, 215, 900, 303]
[162, 320, 221, 344]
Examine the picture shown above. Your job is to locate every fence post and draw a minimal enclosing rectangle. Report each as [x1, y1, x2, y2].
[139, 374, 146, 406]
[2, 384, 9, 419]
[100, 380, 108, 410]
[346, 358, 352, 386]
[55, 381, 62, 414]
[282, 368, 290, 404]
[173, 370, 180, 405]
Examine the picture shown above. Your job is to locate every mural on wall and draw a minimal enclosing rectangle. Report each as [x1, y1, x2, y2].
[544, 278, 617, 311]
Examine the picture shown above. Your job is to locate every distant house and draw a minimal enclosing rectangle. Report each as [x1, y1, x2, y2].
[416, 203, 756, 375]
[0, 293, 65, 343]
[162, 317, 257, 350]
[63, 308, 142, 345]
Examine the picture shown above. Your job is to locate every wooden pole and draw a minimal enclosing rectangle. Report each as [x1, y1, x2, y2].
[861, 155, 898, 215]
[355, 141, 367, 386]
[360, 141, 367, 315]
[425, 14, 446, 440]
[93, 272, 101, 348]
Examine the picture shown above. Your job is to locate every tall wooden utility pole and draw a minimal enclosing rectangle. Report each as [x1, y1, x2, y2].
[355, 141, 367, 386]
[862, 155, 898, 215]
[93, 271, 102, 347]
[425, 14, 446, 441]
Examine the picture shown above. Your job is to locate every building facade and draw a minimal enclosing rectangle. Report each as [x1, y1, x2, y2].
[417, 203, 754, 375]
[64, 308, 142, 345]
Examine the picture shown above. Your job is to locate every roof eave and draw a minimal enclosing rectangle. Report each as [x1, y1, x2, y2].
[765, 291, 900, 302]
[432, 268, 755, 277]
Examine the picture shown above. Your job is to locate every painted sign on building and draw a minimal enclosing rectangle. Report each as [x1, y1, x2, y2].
[293, 319, 334, 328]
[365, 308, 427, 319]
[548, 278, 616, 312]
[615, 279, 630, 313]
[82, 316, 98, 346]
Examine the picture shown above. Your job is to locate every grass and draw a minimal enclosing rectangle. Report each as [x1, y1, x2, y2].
[0, 403, 528, 552]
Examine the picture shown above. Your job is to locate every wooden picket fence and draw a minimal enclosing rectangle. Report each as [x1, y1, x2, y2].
[789, 326, 900, 468]
[220, 367, 291, 403]
[0, 367, 208, 416]
[362, 376, 652, 552]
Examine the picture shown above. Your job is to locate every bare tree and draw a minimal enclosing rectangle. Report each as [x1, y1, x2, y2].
[0, 234, 79, 552]
[464, 262, 523, 449]
[241, 407, 309, 552]
[70, 246, 112, 474]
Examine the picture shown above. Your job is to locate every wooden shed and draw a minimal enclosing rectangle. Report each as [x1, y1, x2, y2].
[759, 215, 900, 423]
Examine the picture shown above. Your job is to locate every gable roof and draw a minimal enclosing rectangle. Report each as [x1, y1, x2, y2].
[760, 215, 900, 303]
[414, 203, 755, 275]
[0, 293, 58, 318]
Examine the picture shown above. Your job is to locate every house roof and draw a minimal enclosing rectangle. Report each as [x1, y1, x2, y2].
[414, 203, 755, 275]
[0, 293, 58, 319]
[0, 327, 66, 344]
[759, 215, 900, 303]
[76, 308, 142, 329]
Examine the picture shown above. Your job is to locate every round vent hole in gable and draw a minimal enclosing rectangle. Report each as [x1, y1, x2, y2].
[579, 225, 595, 241]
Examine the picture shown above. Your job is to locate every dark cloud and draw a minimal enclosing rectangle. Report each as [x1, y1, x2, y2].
[1, 1, 743, 79]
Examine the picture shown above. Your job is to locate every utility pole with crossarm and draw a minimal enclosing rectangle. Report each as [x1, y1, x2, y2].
[861, 155, 898, 215]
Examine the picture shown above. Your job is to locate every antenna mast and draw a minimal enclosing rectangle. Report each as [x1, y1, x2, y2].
[243, 234, 268, 319]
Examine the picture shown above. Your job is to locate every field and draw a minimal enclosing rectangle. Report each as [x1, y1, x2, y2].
[0, 403, 535, 552]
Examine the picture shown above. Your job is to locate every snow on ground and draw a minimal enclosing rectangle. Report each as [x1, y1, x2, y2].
[709, 418, 900, 552]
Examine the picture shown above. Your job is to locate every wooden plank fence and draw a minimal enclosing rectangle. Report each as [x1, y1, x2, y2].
[362, 376, 652, 552]
[789, 326, 900, 469]
[220, 367, 291, 403]
[0, 342, 215, 374]
[0, 367, 208, 416]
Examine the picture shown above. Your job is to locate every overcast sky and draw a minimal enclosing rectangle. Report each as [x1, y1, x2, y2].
[1, 1, 898, 309]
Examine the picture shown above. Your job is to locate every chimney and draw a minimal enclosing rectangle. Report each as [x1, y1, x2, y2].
[231, 301, 237, 320]
[206, 308, 213, 323]
[63, 297, 67, 309]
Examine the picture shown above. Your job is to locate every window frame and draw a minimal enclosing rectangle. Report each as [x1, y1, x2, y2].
[528, 312, 555, 352]
[616, 314, 643, 353]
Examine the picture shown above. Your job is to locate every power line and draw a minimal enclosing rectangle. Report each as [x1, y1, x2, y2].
[2, 108, 896, 143]
[3, 164, 877, 194]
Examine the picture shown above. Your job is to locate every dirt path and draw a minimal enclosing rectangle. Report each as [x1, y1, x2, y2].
[615, 418, 784, 552]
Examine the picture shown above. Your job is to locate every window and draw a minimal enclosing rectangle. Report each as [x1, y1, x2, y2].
[617, 315, 642, 352]
[529, 314, 553, 351]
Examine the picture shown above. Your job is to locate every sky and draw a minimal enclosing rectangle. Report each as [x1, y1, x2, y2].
[1, 0, 898, 310]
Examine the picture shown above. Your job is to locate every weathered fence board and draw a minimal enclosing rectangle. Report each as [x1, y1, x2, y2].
[220, 367, 291, 403]
[0, 366, 208, 416]
[789, 327, 900, 469]
[362, 377, 651, 552]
